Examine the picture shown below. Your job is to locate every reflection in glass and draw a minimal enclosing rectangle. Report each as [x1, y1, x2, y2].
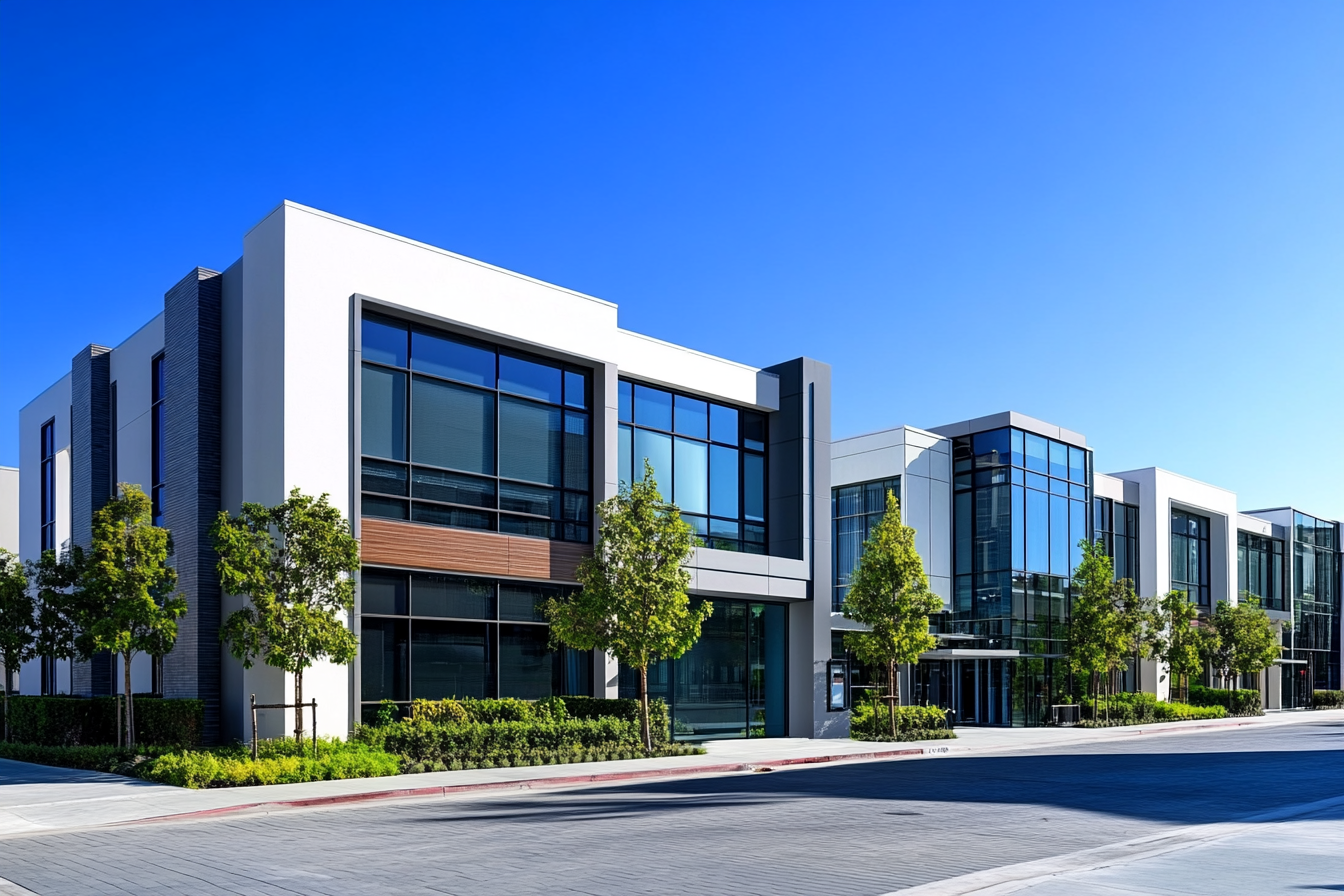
[499, 397, 561, 485]
[411, 331, 495, 387]
[743, 453, 765, 521]
[500, 624, 553, 700]
[411, 468, 494, 507]
[360, 618, 407, 701]
[674, 395, 708, 439]
[1027, 489, 1049, 573]
[362, 365, 406, 460]
[618, 423, 633, 486]
[362, 571, 408, 615]
[635, 428, 673, 500]
[363, 460, 408, 496]
[411, 620, 493, 699]
[674, 438, 708, 515]
[362, 316, 407, 367]
[710, 445, 739, 518]
[498, 354, 562, 403]
[413, 574, 495, 619]
[710, 404, 738, 444]
[1024, 433, 1048, 473]
[412, 377, 494, 474]
[634, 385, 672, 430]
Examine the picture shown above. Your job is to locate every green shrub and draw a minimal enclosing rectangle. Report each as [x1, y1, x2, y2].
[5, 695, 203, 747]
[137, 738, 401, 789]
[1187, 685, 1263, 716]
[559, 696, 670, 744]
[1080, 692, 1226, 726]
[1312, 690, 1344, 709]
[0, 741, 171, 773]
[849, 701, 952, 740]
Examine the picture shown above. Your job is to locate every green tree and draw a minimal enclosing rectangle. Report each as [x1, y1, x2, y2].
[0, 550, 37, 742]
[841, 490, 942, 737]
[214, 488, 361, 743]
[70, 484, 187, 746]
[1064, 540, 1118, 720]
[1154, 590, 1203, 703]
[1208, 594, 1282, 696]
[1114, 582, 1161, 696]
[27, 548, 80, 692]
[546, 461, 709, 751]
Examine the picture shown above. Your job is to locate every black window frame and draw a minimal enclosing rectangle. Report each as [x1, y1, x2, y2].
[151, 353, 166, 527]
[1237, 530, 1285, 612]
[831, 477, 901, 611]
[39, 418, 56, 552]
[359, 312, 593, 544]
[617, 378, 768, 555]
[1171, 508, 1211, 607]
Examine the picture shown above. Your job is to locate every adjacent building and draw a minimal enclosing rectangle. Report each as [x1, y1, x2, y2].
[832, 413, 1341, 726]
[10, 203, 1340, 738]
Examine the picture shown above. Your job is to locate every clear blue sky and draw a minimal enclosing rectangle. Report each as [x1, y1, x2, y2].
[2, 2, 1341, 518]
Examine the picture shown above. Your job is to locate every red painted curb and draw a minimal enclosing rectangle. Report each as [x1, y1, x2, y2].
[124, 746, 931, 827]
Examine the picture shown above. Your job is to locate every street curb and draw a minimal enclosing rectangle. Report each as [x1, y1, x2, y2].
[123, 747, 928, 826]
[99, 711, 1339, 830]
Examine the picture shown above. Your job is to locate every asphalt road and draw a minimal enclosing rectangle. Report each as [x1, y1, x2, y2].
[2, 720, 1342, 896]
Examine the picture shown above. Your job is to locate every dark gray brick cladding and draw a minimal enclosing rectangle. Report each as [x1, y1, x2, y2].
[162, 268, 224, 743]
[70, 344, 114, 697]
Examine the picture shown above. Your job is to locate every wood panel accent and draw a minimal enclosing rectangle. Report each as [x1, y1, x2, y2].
[360, 517, 591, 582]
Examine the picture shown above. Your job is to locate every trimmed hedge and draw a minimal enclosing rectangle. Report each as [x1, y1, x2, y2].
[139, 738, 400, 788]
[1080, 692, 1226, 726]
[849, 702, 953, 741]
[5, 695, 203, 747]
[1312, 690, 1344, 710]
[0, 741, 172, 774]
[1188, 685, 1263, 717]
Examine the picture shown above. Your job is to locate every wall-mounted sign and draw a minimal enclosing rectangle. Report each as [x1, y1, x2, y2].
[828, 660, 848, 711]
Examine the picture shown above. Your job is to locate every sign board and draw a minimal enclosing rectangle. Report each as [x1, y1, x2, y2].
[827, 660, 848, 711]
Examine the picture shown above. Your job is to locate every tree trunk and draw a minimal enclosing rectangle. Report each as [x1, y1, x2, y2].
[638, 665, 651, 753]
[888, 660, 897, 738]
[295, 668, 305, 744]
[123, 650, 135, 748]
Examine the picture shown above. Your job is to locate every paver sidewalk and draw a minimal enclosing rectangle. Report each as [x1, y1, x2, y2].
[2, 708, 1339, 839]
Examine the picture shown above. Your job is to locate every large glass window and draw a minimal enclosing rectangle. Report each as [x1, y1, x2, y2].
[151, 354, 165, 527]
[359, 569, 592, 722]
[619, 379, 766, 554]
[1237, 531, 1284, 611]
[39, 418, 55, 552]
[1171, 509, 1211, 606]
[1095, 497, 1139, 584]
[1290, 512, 1340, 691]
[831, 478, 901, 610]
[360, 313, 591, 543]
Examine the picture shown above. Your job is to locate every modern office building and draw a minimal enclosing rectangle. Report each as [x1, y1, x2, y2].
[9, 203, 1340, 739]
[832, 412, 1341, 726]
[16, 201, 835, 743]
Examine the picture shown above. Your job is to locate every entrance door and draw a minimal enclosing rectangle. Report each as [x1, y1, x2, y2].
[958, 660, 978, 724]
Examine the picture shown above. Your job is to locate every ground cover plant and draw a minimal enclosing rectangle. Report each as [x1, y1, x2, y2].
[0, 694, 702, 788]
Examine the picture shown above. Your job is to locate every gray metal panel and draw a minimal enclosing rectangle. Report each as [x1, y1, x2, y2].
[70, 344, 113, 697]
[162, 268, 224, 743]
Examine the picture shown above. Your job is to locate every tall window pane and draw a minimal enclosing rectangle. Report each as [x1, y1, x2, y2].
[1011, 485, 1025, 571]
[564, 412, 589, 492]
[709, 445, 739, 518]
[413, 574, 496, 619]
[674, 438, 708, 515]
[1050, 494, 1069, 574]
[360, 618, 408, 701]
[412, 377, 494, 474]
[362, 365, 406, 461]
[1069, 499, 1086, 573]
[411, 331, 494, 387]
[634, 429, 673, 500]
[1068, 446, 1086, 483]
[956, 491, 973, 575]
[1027, 488, 1049, 573]
[710, 404, 738, 444]
[499, 396, 561, 485]
[743, 453, 765, 522]
[618, 423, 633, 487]
[500, 624, 553, 699]
[1024, 433, 1048, 473]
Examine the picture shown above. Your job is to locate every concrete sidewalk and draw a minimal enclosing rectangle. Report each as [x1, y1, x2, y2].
[2, 708, 1340, 839]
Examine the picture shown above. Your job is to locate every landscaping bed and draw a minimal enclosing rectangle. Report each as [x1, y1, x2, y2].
[1078, 692, 1227, 727]
[848, 702, 957, 742]
[0, 696, 702, 789]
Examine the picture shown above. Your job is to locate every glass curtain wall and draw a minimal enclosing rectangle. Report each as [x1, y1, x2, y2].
[619, 598, 786, 740]
[616, 380, 766, 554]
[951, 427, 1090, 726]
[1094, 498, 1139, 584]
[358, 568, 592, 722]
[1237, 531, 1285, 611]
[360, 313, 592, 543]
[832, 478, 901, 610]
[1170, 510, 1211, 607]
[1285, 513, 1340, 697]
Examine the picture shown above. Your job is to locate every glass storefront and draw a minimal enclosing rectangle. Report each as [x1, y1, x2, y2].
[621, 598, 787, 740]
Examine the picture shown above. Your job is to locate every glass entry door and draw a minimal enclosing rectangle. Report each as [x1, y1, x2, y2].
[954, 659, 1012, 727]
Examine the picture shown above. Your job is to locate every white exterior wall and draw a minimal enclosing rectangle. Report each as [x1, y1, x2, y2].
[107, 314, 163, 498]
[233, 201, 804, 738]
[831, 425, 953, 607]
[0, 466, 17, 554]
[17, 375, 73, 695]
